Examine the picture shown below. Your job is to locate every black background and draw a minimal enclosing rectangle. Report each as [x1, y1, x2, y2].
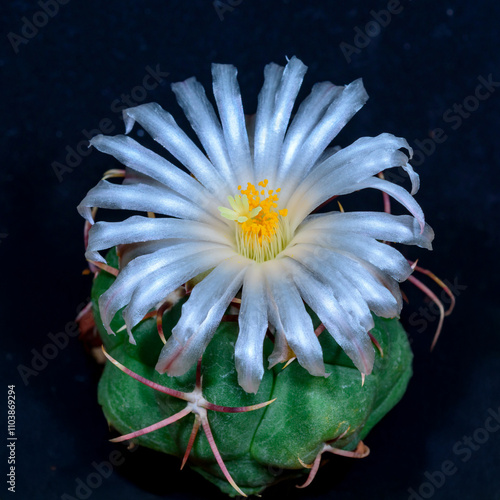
[2, 1, 500, 499]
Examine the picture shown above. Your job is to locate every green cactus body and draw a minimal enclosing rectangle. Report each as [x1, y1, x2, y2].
[93, 248, 413, 496]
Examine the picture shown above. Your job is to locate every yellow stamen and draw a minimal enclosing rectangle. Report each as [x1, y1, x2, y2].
[218, 180, 291, 262]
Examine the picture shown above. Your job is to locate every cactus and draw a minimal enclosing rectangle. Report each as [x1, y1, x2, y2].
[76, 56, 444, 496]
[91, 248, 413, 496]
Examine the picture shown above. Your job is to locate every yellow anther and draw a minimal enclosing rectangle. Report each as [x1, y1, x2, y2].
[218, 180, 290, 262]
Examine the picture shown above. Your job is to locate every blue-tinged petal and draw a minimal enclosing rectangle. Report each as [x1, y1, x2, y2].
[118, 239, 184, 267]
[278, 82, 342, 184]
[331, 254, 402, 318]
[285, 246, 374, 332]
[170, 256, 251, 344]
[86, 216, 232, 263]
[171, 77, 237, 189]
[77, 180, 220, 226]
[253, 57, 307, 183]
[284, 256, 375, 375]
[287, 133, 411, 226]
[402, 162, 420, 195]
[340, 177, 427, 233]
[122, 103, 227, 196]
[89, 135, 218, 215]
[212, 64, 253, 184]
[300, 240, 403, 315]
[298, 212, 433, 249]
[122, 247, 235, 341]
[252, 62, 283, 181]
[98, 242, 228, 339]
[279, 78, 368, 197]
[264, 259, 326, 377]
[313, 233, 413, 282]
[265, 291, 291, 369]
[156, 256, 250, 375]
[235, 264, 268, 394]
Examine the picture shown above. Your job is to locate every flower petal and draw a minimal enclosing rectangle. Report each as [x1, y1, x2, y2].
[122, 247, 234, 341]
[77, 180, 218, 226]
[341, 177, 427, 233]
[123, 103, 227, 196]
[277, 82, 342, 185]
[156, 256, 250, 375]
[171, 77, 237, 189]
[264, 260, 326, 377]
[288, 241, 401, 319]
[284, 256, 375, 375]
[211, 63, 253, 185]
[86, 216, 232, 263]
[402, 162, 420, 195]
[298, 212, 433, 249]
[235, 264, 268, 393]
[285, 246, 374, 331]
[331, 254, 402, 318]
[253, 57, 307, 183]
[98, 242, 227, 339]
[314, 234, 413, 282]
[89, 134, 218, 214]
[266, 294, 292, 369]
[279, 78, 368, 198]
[287, 133, 411, 227]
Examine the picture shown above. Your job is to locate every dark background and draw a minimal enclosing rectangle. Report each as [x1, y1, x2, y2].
[2, 1, 499, 499]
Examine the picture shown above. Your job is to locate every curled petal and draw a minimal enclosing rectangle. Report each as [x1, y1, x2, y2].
[402, 162, 420, 195]
[343, 177, 427, 234]
[287, 133, 412, 227]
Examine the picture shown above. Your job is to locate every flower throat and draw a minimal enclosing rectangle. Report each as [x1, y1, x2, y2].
[218, 180, 291, 263]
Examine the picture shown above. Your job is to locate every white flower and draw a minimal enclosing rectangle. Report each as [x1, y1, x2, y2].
[78, 56, 433, 394]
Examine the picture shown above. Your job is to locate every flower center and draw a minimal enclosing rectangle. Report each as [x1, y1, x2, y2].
[218, 180, 290, 262]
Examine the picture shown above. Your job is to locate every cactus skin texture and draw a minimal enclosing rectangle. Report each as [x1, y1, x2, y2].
[92, 249, 413, 496]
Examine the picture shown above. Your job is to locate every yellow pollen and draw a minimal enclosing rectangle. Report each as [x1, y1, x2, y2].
[218, 180, 290, 262]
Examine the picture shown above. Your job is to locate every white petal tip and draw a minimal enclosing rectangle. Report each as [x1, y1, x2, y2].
[123, 111, 135, 135]
[85, 252, 106, 264]
[77, 205, 95, 225]
[88, 135, 104, 148]
[127, 327, 137, 345]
